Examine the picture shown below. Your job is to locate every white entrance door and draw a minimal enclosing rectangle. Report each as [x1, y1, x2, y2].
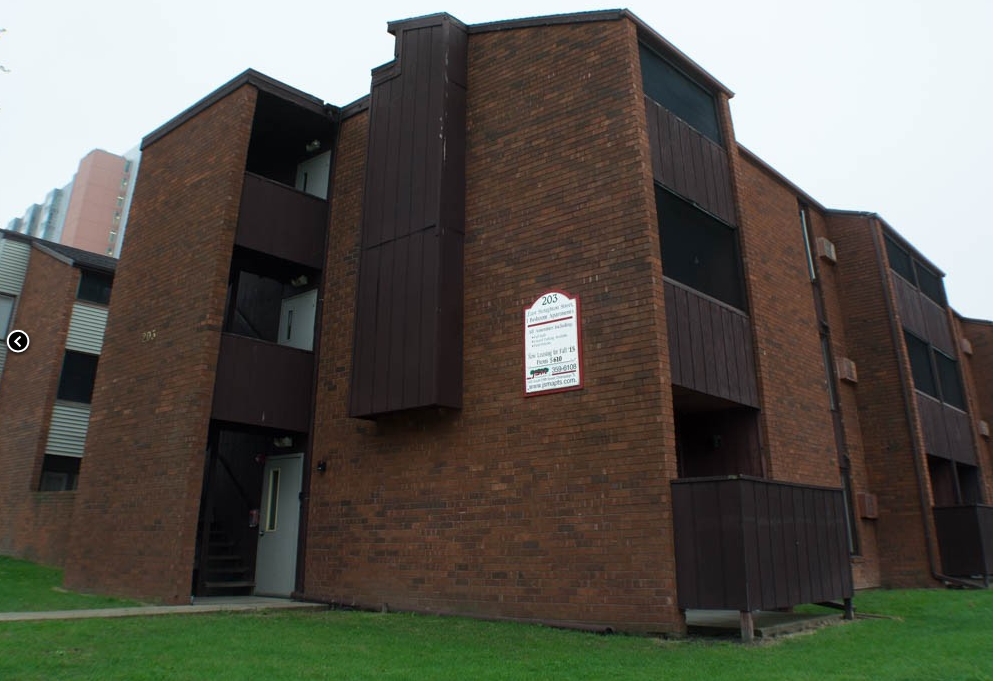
[254, 453, 303, 597]
[277, 289, 317, 351]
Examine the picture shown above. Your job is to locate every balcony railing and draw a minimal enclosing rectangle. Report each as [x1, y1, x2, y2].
[235, 172, 327, 269]
[671, 475, 853, 613]
[933, 504, 992, 582]
[211, 333, 313, 433]
[664, 278, 758, 407]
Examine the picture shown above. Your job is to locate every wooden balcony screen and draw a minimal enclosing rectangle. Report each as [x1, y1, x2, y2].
[211, 333, 313, 433]
[235, 173, 328, 270]
[664, 279, 758, 407]
[671, 475, 853, 611]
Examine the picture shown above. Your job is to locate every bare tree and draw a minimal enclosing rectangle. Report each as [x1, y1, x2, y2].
[0, 28, 8, 73]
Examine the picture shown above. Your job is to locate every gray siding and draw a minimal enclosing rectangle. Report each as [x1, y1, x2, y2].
[65, 303, 108, 354]
[45, 402, 91, 458]
[0, 238, 30, 295]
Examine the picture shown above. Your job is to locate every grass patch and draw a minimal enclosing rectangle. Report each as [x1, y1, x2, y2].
[0, 558, 991, 680]
[0, 556, 138, 612]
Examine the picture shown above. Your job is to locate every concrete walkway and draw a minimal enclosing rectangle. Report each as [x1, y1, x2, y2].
[0, 597, 328, 622]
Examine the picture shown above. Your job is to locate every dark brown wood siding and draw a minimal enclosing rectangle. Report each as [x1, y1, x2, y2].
[917, 392, 976, 464]
[664, 278, 758, 407]
[671, 476, 853, 611]
[646, 96, 736, 225]
[235, 172, 328, 270]
[211, 333, 313, 432]
[892, 271, 952, 350]
[349, 16, 467, 418]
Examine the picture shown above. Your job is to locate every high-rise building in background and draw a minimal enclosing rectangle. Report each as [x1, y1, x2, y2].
[5, 147, 140, 258]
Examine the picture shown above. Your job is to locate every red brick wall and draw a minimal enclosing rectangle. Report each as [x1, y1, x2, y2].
[957, 315, 992, 503]
[802, 206, 882, 588]
[0, 247, 78, 565]
[826, 214, 939, 587]
[304, 18, 684, 633]
[732, 155, 839, 488]
[63, 86, 257, 603]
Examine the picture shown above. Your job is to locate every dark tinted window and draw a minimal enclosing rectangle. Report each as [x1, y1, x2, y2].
[905, 332, 936, 396]
[639, 44, 721, 144]
[78, 270, 113, 305]
[656, 185, 745, 310]
[934, 350, 965, 409]
[884, 234, 914, 284]
[57, 351, 99, 403]
[39, 455, 80, 492]
[915, 263, 945, 306]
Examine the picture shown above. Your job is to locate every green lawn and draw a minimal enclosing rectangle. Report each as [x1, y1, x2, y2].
[0, 557, 991, 680]
[0, 557, 138, 612]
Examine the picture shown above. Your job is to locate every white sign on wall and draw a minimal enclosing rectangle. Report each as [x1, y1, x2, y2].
[524, 290, 582, 396]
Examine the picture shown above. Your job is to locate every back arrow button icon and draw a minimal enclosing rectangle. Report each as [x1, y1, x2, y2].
[6, 330, 29, 353]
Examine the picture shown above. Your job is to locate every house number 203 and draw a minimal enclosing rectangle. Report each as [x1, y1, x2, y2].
[141, 330, 157, 343]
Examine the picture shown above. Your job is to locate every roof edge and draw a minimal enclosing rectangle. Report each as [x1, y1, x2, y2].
[142, 69, 335, 150]
[737, 144, 825, 212]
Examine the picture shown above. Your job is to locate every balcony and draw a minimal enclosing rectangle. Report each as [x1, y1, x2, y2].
[671, 476, 853, 615]
[235, 172, 327, 269]
[664, 279, 758, 408]
[210, 333, 313, 433]
[933, 504, 992, 583]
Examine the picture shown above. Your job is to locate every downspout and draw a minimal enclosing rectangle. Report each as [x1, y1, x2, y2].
[868, 216, 949, 584]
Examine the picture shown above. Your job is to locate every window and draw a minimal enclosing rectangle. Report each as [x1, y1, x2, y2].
[884, 233, 947, 307]
[639, 44, 721, 144]
[39, 455, 80, 491]
[905, 332, 937, 396]
[57, 351, 99, 403]
[905, 332, 966, 410]
[916, 263, 946, 306]
[0, 294, 14, 340]
[656, 184, 746, 310]
[884, 233, 913, 283]
[77, 270, 113, 305]
[934, 350, 965, 409]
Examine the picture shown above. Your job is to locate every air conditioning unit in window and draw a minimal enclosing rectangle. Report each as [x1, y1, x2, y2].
[816, 237, 837, 263]
[857, 492, 878, 519]
[836, 356, 857, 383]
[978, 420, 991, 437]
[960, 338, 974, 355]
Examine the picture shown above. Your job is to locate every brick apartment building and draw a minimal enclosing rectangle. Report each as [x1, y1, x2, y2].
[0, 10, 990, 635]
[0, 230, 115, 565]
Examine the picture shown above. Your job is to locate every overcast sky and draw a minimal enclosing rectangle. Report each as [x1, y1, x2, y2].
[0, 0, 992, 319]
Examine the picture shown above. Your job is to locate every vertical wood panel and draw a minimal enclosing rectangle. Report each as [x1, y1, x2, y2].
[672, 477, 852, 611]
[671, 483, 699, 607]
[350, 19, 466, 417]
[663, 280, 758, 407]
[921, 297, 953, 350]
[646, 96, 736, 226]
[917, 392, 976, 464]
[692, 483, 726, 608]
[672, 285, 693, 387]
[372, 242, 397, 414]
